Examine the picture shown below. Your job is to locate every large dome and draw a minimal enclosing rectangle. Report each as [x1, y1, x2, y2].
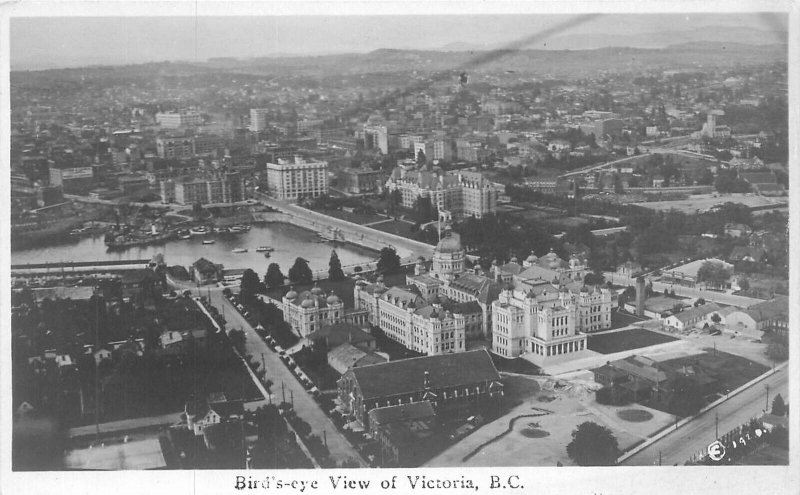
[436, 231, 463, 254]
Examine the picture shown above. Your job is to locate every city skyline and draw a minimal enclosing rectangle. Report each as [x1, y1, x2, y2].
[10, 12, 788, 70]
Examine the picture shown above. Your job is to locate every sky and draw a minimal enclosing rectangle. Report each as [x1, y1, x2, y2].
[9, 12, 789, 70]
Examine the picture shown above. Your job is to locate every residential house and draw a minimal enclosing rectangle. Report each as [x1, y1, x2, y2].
[185, 393, 244, 436]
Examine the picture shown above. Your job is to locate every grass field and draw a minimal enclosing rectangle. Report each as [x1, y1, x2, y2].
[611, 310, 648, 329]
[316, 208, 387, 225]
[587, 328, 679, 354]
[368, 219, 417, 237]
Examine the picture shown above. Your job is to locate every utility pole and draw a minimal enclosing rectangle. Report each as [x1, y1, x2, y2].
[282, 382, 286, 404]
[658, 450, 662, 466]
[765, 384, 770, 411]
[290, 389, 294, 409]
[715, 411, 719, 439]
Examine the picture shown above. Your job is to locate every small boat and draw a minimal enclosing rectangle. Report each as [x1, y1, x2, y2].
[179, 234, 192, 240]
[232, 248, 248, 253]
[190, 226, 209, 236]
[255, 246, 274, 252]
[202, 239, 216, 245]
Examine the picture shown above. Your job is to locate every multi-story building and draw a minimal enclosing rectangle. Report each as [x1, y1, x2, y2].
[48, 166, 94, 193]
[363, 125, 388, 154]
[339, 168, 387, 195]
[165, 172, 245, 205]
[249, 108, 269, 133]
[280, 286, 346, 338]
[156, 111, 202, 129]
[384, 169, 497, 219]
[174, 178, 208, 205]
[491, 284, 585, 359]
[375, 285, 466, 356]
[296, 119, 324, 135]
[156, 136, 195, 159]
[265, 156, 328, 200]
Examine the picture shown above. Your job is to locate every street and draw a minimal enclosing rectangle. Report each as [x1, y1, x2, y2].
[256, 193, 436, 260]
[205, 289, 368, 467]
[621, 369, 788, 466]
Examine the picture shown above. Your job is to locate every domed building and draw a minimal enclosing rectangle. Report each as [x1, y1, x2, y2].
[431, 227, 465, 284]
[281, 283, 347, 337]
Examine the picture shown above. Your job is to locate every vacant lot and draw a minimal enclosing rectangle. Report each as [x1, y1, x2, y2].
[588, 328, 679, 354]
[633, 193, 786, 214]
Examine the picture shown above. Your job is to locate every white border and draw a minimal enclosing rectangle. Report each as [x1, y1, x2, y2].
[1, 2, 798, 495]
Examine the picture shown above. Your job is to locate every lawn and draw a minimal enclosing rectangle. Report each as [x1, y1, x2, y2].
[610, 310, 648, 329]
[587, 328, 678, 354]
[368, 219, 417, 237]
[315, 208, 388, 225]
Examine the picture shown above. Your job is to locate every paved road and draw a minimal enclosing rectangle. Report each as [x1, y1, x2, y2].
[256, 193, 435, 260]
[604, 272, 764, 308]
[622, 369, 788, 466]
[206, 289, 368, 467]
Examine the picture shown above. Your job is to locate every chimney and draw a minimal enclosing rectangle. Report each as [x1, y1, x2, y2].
[635, 276, 646, 317]
[424, 371, 431, 390]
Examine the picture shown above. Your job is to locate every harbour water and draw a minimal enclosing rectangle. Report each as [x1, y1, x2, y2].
[11, 222, 377, 274]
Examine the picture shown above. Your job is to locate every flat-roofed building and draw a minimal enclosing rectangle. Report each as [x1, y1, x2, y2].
[266, 156, 328, 200]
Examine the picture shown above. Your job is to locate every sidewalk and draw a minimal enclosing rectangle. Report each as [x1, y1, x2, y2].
[209, 291, 368, 467]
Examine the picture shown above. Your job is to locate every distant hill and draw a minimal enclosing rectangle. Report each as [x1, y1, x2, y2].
[12, 42, 787, 81]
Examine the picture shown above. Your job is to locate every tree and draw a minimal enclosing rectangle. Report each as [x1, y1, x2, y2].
[566, 422, 620, 466]
[771, 394, 786, 416]
[240, 269, 262, 304]
[766, 335, 789, 362]
[288, 258, 313, 284]
[264, 263, 285, 288]
[668, 376, 705, 417]
[328, 250, 346, 281]
[583, 272, 605, 286]
[696, 261, 732, 288]
[694, 298, 706, 307]
[737, 278, 750, 291]
[416, 148, 427, 166]
[710, 312, 721, 324]
[376, 247, 401, 274]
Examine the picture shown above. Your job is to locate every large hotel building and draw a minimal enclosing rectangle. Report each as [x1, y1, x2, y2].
[384, 168, 498, 219]
[265, 156, 329, 200]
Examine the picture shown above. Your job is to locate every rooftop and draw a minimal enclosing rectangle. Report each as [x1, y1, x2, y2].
[347, 349, 501, 400]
